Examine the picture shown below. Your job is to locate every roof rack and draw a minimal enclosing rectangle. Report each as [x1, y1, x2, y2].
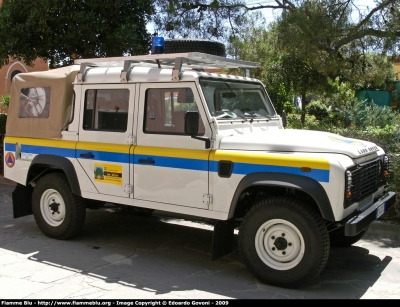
[74, 52, 260, 83]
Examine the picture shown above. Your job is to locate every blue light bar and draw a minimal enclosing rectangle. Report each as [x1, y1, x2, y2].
[151, 36, 165, 54]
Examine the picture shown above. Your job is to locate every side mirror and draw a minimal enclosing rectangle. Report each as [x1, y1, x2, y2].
[184, 111, 211, 149]
[184, 111, 199, 136]
[282, 110, 287, 128]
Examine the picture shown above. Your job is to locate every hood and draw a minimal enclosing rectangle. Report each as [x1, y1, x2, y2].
[219, 129, 380, 158]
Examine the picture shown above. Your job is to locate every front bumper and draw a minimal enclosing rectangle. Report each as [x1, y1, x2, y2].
[345, 191, 396, 236]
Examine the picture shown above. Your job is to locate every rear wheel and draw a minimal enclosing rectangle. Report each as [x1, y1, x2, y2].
[32, 173, 86, 239]
[238, 197, 330, 288]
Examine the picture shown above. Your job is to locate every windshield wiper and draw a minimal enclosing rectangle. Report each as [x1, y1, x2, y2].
[232, 109, 247, 121]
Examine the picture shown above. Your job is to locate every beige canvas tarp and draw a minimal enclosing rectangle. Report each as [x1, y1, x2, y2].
[7, 65, 80, 139]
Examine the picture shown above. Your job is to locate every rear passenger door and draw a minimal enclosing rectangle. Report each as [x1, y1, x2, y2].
[77, 84, 134, 197]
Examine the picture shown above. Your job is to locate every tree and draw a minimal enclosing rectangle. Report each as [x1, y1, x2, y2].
[0, 0, 155, 68]
[274, 0, 399, 82]
[228, 24, 329, 123]
[152, 0, 249, 43]
[153, 0, 399, 56]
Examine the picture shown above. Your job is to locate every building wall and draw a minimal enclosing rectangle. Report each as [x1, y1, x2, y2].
[0, 58, 48, 97]
[394, 62, 400, 80]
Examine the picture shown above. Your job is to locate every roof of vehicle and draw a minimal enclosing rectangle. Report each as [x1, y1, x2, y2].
[74, 52, 261, 84]
[80, 65, 262, 84]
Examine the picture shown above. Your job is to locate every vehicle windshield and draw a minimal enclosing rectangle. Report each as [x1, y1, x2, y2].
[199, 78, 276, 121]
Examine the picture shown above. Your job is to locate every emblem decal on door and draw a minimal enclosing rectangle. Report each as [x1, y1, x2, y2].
[94, 163, 122, 185]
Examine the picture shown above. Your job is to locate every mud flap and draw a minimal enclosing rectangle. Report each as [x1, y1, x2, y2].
[212, 218, 235, 260]
[12, 183, 33, 218]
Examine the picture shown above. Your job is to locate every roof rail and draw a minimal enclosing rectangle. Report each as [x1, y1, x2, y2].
[74, 52, 260, 83]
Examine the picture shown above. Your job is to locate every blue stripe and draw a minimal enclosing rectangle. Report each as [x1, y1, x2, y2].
[5, 143, 129, 163]
[5, 143, 15, 151]
[134, 154, 208, 171]
[76, 149, 129, 163]
[210, 161, 329, 182]
[23, 145, 76, 158]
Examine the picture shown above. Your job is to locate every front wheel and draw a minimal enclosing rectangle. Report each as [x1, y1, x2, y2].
[32, 173, 86, 239]
[238, 197, 330, 288]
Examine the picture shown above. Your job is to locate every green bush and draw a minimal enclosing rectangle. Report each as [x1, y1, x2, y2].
[306, 100, 330, 121]
[287, 113, 326, 130]
[0, 94, 10, 108]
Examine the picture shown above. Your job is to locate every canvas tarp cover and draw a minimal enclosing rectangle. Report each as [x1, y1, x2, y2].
[7, 65, 80, 139]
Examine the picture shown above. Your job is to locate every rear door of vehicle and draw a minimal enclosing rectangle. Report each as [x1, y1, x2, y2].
[76, 84, 135, 197]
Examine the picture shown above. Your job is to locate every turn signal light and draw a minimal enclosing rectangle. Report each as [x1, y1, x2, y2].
[346, 190, 352, 199]
[383, 170, 389, 178]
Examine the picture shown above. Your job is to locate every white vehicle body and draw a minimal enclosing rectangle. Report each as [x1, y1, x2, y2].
[3, 51, 395, 288]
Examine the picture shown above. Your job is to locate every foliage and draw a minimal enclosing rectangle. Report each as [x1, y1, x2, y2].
[229, 24, 330, 124]
[306, 100, 329, 121]
[153, 1, 400, 59]
[0, 94, 10, 108]
[152, 0, 251, 44]
[268, 83, 297, 115]
[0, 0, 154, 68]
[307, 78, 362, 127]
[353, 53, 398, 91]
[286, 113, 322, 130]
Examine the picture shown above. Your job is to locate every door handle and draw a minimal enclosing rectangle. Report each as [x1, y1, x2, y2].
[138, 158, 155, 165]
[80, 153, 94, 159]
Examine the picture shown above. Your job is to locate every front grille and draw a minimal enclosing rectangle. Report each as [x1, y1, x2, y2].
[346, 158, 385, 206]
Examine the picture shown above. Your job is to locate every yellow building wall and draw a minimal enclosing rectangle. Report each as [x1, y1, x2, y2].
[0, 58, 48, 113]
[395, 62, 400, 80]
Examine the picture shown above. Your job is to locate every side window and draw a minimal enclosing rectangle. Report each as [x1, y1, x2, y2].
[144, 88, 205, 135]
[19, 86, 51, 118]
[83, 89, 129, 132]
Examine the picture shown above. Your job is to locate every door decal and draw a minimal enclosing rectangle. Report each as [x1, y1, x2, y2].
[94, 163, 123, 185]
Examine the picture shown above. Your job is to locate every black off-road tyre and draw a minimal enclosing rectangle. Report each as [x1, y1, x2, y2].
[164, 39, 226, 57]
[32, 173, 86, 239]
[329, 226, 369, 247]
[238, 197, 330, 288]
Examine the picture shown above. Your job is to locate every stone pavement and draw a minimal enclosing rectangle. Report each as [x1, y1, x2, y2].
[0, 178, 400, 299]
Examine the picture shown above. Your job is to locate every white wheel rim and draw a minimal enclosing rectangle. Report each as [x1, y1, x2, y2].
[255, 219, 305, 270]
[40, 189, 66, 227]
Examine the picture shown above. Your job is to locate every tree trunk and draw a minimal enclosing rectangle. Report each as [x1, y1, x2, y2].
[301, 90, 307, 126]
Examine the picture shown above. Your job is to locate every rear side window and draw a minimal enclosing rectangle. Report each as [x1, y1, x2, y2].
[83, 89, 129, 132]
[19, 86, 51, 118]
[144, 87, 205, 135]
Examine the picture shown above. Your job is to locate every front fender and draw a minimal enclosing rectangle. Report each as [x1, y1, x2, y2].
[228, 172, 335, 221]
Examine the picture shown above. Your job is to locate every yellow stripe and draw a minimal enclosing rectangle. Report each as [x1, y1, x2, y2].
[5, 136, 76, 149]
[212, 150, 330, 170]
[135, 146, 210, 160]
[76, 141, 131, 153]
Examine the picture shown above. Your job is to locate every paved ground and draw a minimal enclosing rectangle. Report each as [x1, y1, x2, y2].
[0, 179, 400, 299]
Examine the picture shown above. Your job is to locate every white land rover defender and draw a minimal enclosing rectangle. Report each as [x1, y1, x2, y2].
[3, 39, 396, 288]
